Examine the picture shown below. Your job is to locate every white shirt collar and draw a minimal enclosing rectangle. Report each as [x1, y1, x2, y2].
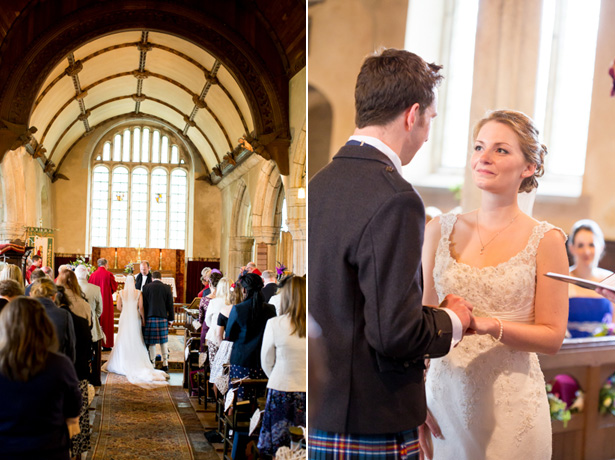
[348, 135, 403, 176]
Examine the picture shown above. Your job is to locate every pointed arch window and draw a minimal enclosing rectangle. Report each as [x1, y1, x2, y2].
[89, 126, 189, 249]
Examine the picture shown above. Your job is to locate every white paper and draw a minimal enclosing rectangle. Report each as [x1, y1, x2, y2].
[249, 408, 262, 435]
[225, 388, 236, 412]
[545, 272, 615, 293]
[192, 320, 202, 330]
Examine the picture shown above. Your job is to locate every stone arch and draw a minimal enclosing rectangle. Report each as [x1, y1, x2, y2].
[252, 160, 284, 270]
[308, 84, 333, 180]
[228, 180, 254, 276]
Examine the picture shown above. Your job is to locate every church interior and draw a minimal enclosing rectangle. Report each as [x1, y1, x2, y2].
[309, 0, 615, 458]
[0, 1, 305, 459]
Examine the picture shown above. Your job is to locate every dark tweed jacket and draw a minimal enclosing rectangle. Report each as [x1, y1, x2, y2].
[308, 143, 454, 434]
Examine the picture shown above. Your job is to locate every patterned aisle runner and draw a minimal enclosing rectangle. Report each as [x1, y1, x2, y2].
[91, 373, 194, 460]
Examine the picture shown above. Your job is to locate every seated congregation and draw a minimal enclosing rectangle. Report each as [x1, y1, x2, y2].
[0, 259, 306, 460]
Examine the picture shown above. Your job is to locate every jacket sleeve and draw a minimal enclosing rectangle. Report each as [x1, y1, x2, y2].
[167, 286, 175, 321]
[356, 190, 453, 363]
[60, 355, 83, 418]
[260, 321, 276, 377]
[225, 307, 240, 342]
[110, 273, 118, 293]
[95, 287, 103, 318]
[65, 311, 77, 363]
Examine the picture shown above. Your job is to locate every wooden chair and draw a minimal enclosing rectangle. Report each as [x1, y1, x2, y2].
[221, 378, 268, 460]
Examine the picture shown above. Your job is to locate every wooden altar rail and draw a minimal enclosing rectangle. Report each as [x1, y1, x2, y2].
[539, 337, 615, 459]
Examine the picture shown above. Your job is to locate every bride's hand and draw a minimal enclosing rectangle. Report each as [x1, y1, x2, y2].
[469, 316, 499, 336]
[418, 409, 441, 460]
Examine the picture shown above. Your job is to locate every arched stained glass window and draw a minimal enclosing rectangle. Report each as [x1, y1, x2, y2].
[110, 167, 129, 247]
[90, 126, 189, 250]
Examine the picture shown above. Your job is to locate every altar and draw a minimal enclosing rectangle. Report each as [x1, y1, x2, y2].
[91, 246, 185, 301]
[113, 274, 177, 297]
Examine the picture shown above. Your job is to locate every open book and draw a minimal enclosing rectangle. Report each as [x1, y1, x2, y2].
[545, 272, 615, 293]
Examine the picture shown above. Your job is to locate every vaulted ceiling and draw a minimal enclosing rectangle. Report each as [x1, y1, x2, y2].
[30, 30, 254, 174]
[0, 0, 306, 180]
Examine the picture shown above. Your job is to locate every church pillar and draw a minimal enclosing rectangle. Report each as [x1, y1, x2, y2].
[461, 0, 542, 213]
[286, 187, 306, 276]
[0, 147, 28, 242]
[253, 226, 280, 271]
[228, 236, 254, 278]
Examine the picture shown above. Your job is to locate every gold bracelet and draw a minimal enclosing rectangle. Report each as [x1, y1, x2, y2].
[492, 317, 504, 342]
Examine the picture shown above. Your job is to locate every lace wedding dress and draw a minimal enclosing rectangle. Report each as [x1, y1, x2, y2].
[102, 276, 168, 385]
[425, 213, 564, 460]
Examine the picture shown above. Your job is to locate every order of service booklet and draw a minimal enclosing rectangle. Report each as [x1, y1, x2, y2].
[545, 272, 615, 293]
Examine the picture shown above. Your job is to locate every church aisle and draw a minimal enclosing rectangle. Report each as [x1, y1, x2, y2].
[88, 372, 219, 460]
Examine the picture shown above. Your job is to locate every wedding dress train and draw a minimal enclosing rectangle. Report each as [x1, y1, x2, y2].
[102, 276, 168, 385]
[425, 213, 564, 460]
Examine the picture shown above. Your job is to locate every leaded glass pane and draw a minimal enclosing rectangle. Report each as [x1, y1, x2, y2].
[110, 167, 129, 246]
[161, 136, 169, 163]
[92, 166, 110, 247]
[133, 127, 141, 162]
[113, 134, 121, 161]
[130, 167, 148, 247]
[169, 169, 187, 249]
[142, 128, 150, 163]
[122, 129, 130, 162]
[170, 145, 179, 164]
[152, 130, 160, 163]
[149, 169, 167, 247]
[102, 142, 111, 161]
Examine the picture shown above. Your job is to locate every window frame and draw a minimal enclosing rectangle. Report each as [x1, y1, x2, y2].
[89, 124, 191, 250]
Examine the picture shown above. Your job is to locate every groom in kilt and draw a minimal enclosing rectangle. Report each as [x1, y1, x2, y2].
[141, 271, 174, 371]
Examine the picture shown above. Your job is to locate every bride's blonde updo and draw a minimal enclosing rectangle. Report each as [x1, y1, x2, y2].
[473, 110, 547, 193]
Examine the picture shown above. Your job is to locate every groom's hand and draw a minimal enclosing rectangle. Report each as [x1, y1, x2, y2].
[439, 294, 473, 332]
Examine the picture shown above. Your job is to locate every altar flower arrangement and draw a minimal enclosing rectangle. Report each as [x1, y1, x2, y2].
[546, 383, 572, 427]
[599, 375, 615, 416]
[70, 256, 95, 275]
[124, 262, 137, 275]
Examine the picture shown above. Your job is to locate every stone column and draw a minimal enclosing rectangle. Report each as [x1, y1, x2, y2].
[228, 236, 254, 278]
[253, 226, 280, 271]
[461, 0, 542, 213]
[286, 187, 306, 276]
[0, 147, 28, 242]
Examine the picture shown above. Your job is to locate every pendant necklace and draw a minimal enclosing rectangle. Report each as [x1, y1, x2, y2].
[476, 211, 521, 255]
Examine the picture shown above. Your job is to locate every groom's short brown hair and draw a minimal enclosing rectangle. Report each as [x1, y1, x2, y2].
[354, 48, 443, 128]
[152, 271, 162, 279]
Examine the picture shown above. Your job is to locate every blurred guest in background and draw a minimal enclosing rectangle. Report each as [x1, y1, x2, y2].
[0, 280, 24, 312]
[568, 219, 614, 337]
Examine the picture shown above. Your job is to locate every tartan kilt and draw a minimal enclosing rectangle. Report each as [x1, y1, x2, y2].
[143, 317, 169, 345]
[308, 428, 419, 460]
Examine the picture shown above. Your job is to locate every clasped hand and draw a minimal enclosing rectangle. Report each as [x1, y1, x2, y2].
[439, 294, 474, 335]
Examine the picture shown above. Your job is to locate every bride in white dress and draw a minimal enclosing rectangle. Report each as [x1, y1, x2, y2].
[102, 275, 169, 384]
[420, 110, 568, 459]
